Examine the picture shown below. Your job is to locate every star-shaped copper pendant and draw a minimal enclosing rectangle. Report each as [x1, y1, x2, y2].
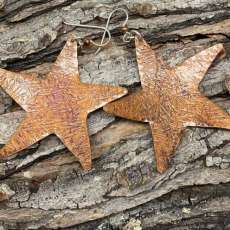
[0, 37, 127, 170]
[104, 35, 230, 173]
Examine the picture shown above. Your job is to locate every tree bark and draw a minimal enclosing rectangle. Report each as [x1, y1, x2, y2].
[0, 0, 230, 229]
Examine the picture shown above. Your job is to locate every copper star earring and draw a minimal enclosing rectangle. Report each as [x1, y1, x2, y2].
[104, 21, 230, 173]
[0, 16, 128, 170]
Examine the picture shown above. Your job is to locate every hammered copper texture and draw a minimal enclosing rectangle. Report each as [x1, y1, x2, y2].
[104, 35, 230, 173]
[0, 37, 127, 170]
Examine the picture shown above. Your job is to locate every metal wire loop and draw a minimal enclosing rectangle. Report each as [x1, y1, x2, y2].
[63, 22, 112, 48]
[64, 8, 137, 53]
[95, 8, 129, 54]
[123, 31, 134, 43]
[123, 30, 142, 43]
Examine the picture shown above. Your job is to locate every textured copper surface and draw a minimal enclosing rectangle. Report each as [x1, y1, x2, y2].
[104, 35, 230, 173]
[0, 37, 127, 170]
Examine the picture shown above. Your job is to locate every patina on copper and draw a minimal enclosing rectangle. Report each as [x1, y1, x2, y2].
[104, 35, 230, 173]
[0, 36, 127, 170]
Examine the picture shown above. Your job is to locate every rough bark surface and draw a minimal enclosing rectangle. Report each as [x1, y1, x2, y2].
[0, 0, 230, 229]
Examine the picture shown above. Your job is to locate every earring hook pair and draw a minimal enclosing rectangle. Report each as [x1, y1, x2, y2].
[64, 8, 130, 53]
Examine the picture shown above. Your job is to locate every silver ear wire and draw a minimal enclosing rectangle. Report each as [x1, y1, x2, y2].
[64, 8, 129, 54]
[63, 22, 112, 48]
[95, 8, 129, 54]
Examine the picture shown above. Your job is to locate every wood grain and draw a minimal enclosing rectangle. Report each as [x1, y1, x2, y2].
[0, 1, 230, 229]
[0, 36, 127, 170]
[104, 35, 230, 173]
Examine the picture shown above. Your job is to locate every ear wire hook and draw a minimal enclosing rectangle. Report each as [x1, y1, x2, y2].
[63, 22, 112, 48]
[95, 8, 129, 54]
